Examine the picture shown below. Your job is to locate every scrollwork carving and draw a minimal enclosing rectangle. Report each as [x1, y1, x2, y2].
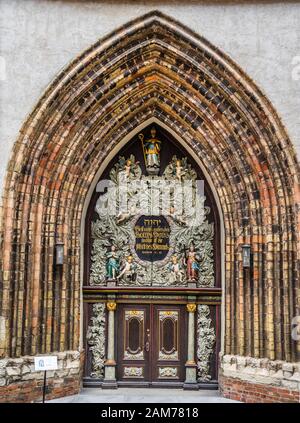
[158, 351, 178, 360]
[86, 303, 106, 379]
[158, 367, 178, 378]
[196, 305, 216, 382]
[90, 155, 215, 287]
[124, 367, 143, 377]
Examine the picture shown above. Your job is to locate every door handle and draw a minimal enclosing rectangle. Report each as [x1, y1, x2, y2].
[145, 330, 150, 352]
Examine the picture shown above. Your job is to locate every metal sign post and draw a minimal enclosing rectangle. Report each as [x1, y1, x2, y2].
[34, 356, 58, 403]
[42, 370, 47, 403]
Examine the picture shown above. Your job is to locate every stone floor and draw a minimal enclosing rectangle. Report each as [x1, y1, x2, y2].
[48, 388, 239, 403]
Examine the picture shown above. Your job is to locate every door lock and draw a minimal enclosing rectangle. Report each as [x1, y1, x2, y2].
[145, 329, 150, 352]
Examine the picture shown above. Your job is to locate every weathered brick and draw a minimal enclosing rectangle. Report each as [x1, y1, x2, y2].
[0, 10, 299, 402]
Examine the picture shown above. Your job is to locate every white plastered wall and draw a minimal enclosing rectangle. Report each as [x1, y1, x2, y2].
[0, 1, 299, 194]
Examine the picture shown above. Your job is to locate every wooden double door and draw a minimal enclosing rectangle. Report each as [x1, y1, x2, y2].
[117, 304, 187, 385]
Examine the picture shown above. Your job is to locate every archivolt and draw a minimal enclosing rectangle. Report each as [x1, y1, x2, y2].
[0, 11, 299, 362]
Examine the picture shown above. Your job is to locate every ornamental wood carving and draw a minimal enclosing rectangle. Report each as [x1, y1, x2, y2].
[90, 154, 214, 287]
[86, 303, 106, 378]
[197, 305, 216, 382]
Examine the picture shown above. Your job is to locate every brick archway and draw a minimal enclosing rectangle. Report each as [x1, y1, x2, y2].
[0, 11, 299, 401]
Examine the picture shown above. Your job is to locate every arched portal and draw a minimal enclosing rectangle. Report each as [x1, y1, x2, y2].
[0, 11, 299, 401]
[83, 122, 222, 388]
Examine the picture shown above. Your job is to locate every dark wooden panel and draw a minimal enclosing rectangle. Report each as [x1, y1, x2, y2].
[152, 304, 187, 382]
[116, 304, 150, 382]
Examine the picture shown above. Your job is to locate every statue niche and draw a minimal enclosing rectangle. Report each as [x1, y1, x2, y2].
[139, 127, 161, 175]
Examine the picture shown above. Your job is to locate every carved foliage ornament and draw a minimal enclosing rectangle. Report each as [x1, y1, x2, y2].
[197, 305, 216, 382]
[90, 154, 214, 287]
[158, 367, 178, 378]
[124, 367, 143, 377]
[86, 303, 106, 379]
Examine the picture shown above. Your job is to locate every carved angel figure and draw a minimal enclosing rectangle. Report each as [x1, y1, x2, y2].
[117, 255, 137, 283]
[168, 254, 184, 283]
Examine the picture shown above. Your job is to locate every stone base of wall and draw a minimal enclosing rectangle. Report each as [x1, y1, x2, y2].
[0, 351, 82, 403]
[220, 354, 300, 403]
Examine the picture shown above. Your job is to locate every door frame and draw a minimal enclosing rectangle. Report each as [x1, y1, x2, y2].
[116, 303, 151, 385]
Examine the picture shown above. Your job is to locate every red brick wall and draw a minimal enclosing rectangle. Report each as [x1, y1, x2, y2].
[0, 377, 80, 403]
[220, 376, 300, 403]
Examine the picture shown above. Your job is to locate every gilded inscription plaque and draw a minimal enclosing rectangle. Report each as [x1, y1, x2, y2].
[134, 215, 170, 262]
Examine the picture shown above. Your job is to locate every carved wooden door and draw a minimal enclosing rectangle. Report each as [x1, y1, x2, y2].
[117, 304, 187, 384]
[117, 304, 151, 382]
[151, 304, 187, 383]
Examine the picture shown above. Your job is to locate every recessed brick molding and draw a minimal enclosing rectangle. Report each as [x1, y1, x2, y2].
[0, 11, 299, 402]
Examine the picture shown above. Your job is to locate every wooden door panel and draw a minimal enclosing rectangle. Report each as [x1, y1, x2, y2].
[158, 310, 179, 361]
[117, 305, 150, 381]
[117, 303, 187, 383]
[152, 305, 187, 382]
[124, 310, 145, 361]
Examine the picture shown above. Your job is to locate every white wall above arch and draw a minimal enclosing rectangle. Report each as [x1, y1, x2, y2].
[1, 1, 300, 196]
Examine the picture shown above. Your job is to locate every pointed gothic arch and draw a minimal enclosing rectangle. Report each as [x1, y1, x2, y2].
[0, 10, 299, 400]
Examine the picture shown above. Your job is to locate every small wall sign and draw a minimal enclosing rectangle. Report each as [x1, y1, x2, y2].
[34, 355, 58, 371]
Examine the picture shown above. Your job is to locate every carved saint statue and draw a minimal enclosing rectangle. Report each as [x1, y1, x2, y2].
[139, 127, 161, 174]
[117, 255, 137, 283]
[168, 254, 184, 283]
[185, 243, 200, 281]
[106, 245, 119, 280]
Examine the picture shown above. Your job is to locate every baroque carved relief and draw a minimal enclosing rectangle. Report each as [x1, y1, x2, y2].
[90, 153, 214, 288]
[197, 305, 216, 382]
[158, 351, 178, 361]
[158, 367, 178, 378]
[124, 367, 143, 378]
[86, 303, 106, 379]
[159, 310, 178, 321]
